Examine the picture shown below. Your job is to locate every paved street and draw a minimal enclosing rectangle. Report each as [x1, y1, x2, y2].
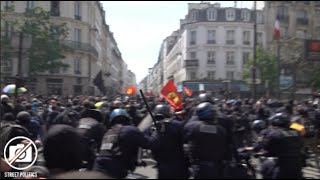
[127, 155, 320, 179]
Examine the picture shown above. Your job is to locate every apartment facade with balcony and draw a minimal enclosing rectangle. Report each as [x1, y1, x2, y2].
[1, 1, 132, 96]
[264, 1, 320, 94]
[161, 2, 265, 93]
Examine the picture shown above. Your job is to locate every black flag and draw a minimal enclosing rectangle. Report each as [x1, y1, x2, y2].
[93, 70, 106, 95]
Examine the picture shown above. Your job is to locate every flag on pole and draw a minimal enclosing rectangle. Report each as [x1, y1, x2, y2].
[93, 70, 106, 95]
[126, 86, 136, 95]
[183, 86, 193, 97]
[274, 14, 280, 39]
[160, 80, 183, 110]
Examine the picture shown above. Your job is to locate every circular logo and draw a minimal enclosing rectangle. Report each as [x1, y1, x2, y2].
[4, 136, 38, 170]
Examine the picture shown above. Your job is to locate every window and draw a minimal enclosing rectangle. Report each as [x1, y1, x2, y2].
[74, 1, 81, 20]
[190, 31, 196, 45]
[207, 8, 217, 21]
[296, 10, 307, 19]
[47, 83, 62, 95]
[226, 30, 235, 44]
[191, 11, 199, 21]
[226, 51, 235, 65]
[296, 10, 308, 25]
[74, 58, 81, 74]
[226, 8, 236, 21]
[243, 31, 251, 45]
[1, 60, 12, 72]
[207, 30, 216, 44]
[241, 10, 251, 22]
[207, 71, 215, 80]
[62, 66, 68, 73]
[226, 71, 234, 80]
[277, 6, 288, 22]
[207, 51, 215, 64]
[4, 21, 12, 38]
[5, 1, 13, 9]
[242, 52, 250, 65]
[190, 72, 197, 80]
[73, 28, 81, 42]
[257, 32, 263, 45]
[190, 52, 197, 59]
[51, 1, 60, 16]
[26, 1, 34, 9]
[256, 12, 264, 24]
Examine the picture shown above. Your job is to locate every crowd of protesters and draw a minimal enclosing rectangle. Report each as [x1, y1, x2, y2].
[0, 92, 319, 179]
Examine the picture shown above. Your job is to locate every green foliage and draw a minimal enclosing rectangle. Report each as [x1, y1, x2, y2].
[243, 46, 277, 89]
[299, 62, 320, 90]
[1, 6, 71, 74]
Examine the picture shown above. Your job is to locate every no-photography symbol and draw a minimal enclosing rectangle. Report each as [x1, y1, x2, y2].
[4, 136, 38, 170]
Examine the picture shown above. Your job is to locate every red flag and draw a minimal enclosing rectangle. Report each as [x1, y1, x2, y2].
[160, 80, 183, 110]
[126, 86, 136, 95]
[183, 86, 193, 97]
[274, 15, 280, 39]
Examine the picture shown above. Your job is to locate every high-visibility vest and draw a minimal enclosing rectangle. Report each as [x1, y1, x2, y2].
[290, 123, 305, 136]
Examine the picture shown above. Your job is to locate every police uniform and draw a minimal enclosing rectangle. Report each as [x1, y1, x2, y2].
[146, 118, 189, 179]
[93, 109, 152, 179]
[260, 127, 304, 179]
[183, 102, 228, 179]
[184, 120, 228, 179]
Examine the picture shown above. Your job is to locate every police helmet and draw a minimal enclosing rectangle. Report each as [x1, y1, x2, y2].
[268, 113, 290, 128]
[109, 108, 130, 125]
[291, 116, 303, 124]
[153, 104, 171, 119]
[251, 120, 267, 133]
[198, 93, 213, 103]
[196, 102, 215, 121]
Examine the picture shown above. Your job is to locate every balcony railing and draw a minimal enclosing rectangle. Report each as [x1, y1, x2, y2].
[278, 14, 289, 22]
[207, 40, 216, 44]
[243, 41, 250, 45]
[75, 15, 82, 21]
[296, 18, 309, 25]
[184, 59, 199, 67]
[61, 40, 98, 58]
[226, 40, 235, 45]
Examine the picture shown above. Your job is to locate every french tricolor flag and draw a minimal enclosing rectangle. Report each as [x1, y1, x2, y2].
[274, 15, 280, 39]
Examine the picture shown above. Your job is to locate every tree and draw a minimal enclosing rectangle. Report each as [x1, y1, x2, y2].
[243, 46, 277, 92]
[279, 38, 320, 93]
[1, 5, 71, 75]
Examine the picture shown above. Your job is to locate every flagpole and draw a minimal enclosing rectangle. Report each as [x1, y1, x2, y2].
[277, 38, 281, 99]
[252, 1, 257, 101]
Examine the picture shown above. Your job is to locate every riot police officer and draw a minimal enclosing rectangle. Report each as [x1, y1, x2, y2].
[183, 102, 228, 179]
[258, 113, 304, 179]
[144, 104, 189, 179]
[93, 109, 152, 179]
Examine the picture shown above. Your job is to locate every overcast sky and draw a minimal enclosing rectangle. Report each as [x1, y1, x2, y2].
[100, 1, 264, 83]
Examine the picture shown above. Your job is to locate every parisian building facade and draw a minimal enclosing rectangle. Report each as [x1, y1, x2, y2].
[144, 2, 265, 95]
[1, 1, 136, 97]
